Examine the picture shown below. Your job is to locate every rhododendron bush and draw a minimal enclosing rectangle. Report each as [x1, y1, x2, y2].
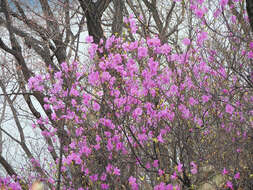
[28, 32, 251, 189]
[0, 0, 252, 189]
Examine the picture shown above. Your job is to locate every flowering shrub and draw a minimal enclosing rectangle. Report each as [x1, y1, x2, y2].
[1, 1, 253, 189]
[23, 31, 253, 189]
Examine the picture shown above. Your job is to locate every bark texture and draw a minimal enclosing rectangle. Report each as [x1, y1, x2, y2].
[247, 0, 253, 32]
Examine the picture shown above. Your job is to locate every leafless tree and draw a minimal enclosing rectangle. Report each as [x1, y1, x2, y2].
[0, 0, 251, 189]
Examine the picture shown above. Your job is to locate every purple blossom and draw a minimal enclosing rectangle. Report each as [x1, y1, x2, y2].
[226, 181, 233, 190]
[248, 51, 253, 59]
[234, 172, 240, 179]
[88, 70, 100, 86]
[189, 97, 198, 106]
[101, 183, 109, 190]
[133, 107, 143, 117]
[182, 38, 191, 46]
[129, 176, 138, 190]
[85, 35, 93, 43]
[190, 161, 197, 174]
[225, 104, 234, 115]
[220, 0, 228, 8]
[147, 37, 161, 48]
[197, 31, 208, 46]
[93, 102, 100, 111]
[202, 95, 210, 103]
[177, 162, 183, 173]
[113, 167, 120, 176]
[153, 160, 159, 168]
[138, 46, 148, 59]
[100, 173, 107, 181]
[222, 168, 229, 175]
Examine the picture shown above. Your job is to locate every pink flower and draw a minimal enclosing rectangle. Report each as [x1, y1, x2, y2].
[138, 133, 148, 142]
[128, 176, 136, 184]
[99, 61, 106, 70]
[28, 75, 45, 92]
[177, 162, 183, 173]
[153, 160, 159, 168]
[197, 31, 208, 46]
[84, 168, 89, 175]
[199, 61, 210, 73]
[129, 16, 137, 34]
[202, 95, 210, 103]
[222, 168, 229, 175]
[146, 162, 151, 169]
[88, 71, 100, 86]
[189, 97, 198, 106]
[214, 8, 221, 18]
[61, 62, 69, 72]
[158, 44, 171, 54]
[70, 87, 79, 96]
[170, 84, 178, 95]
[93, 102, 100, 111]
[197, 0, 204, 4]
[101, 71, 111, 82]
[113, 167, 120, 176]
[112, 53, 122, 65]
[226, 181, 233, 190]
[234, 172, 240, 179]
[182, 108, 190, 119]
[106, 139, 113, 151]
[157, 133, 164, 143]
[220, 0, 228, 8]
[195, 8, 205, 18]
[133, 107, 143, 117]
[82, 146, 92, 157]
[231, 15, 236, 24]
[69, 141, 76, 149]
[158, 169, 164, 176]
[190, 161, 197, 174]
[148, 58, 159, 74]
[94, 144, 100, 150]
[147, 37, 161, 48]
[154, 182, 166, 190]
[241, 49, 246, 56]
[88, 44, 98, 59]
[100, 173, 107, 181]
[51, 112, 57, 120]
[101, 183, 109, 190]
[225, 104, 234, 115]
[129, 176, 138, 190]
[54, 71, 62, 79]
[96, 135, 101, 142]
[85, 35, 93, 43]
[182, 38, 190, 46]
[90, 174, 98, 182]
[106, 164, 113, 173]
[250, 42, 253, 49]
[191, 168, 197, 175]
[166, 184, 173, 190]
[138, 47, 148, 59]
[171, 171, 177, 180]
[105, 35, 115, 49]
[248, 51, 253, 59]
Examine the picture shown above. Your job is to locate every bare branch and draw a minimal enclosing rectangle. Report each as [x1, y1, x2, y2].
[247, 0, 253, 32]
[78, 0, 112, 44]
[142, 0, 163, 33]
[112, 0, 123, 35]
